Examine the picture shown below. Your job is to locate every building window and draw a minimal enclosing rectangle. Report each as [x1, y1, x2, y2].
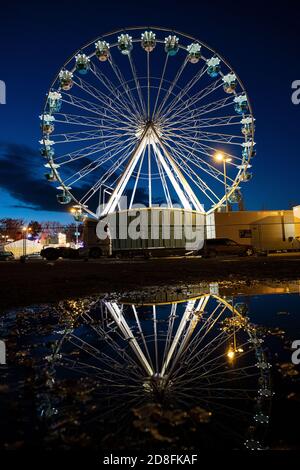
[239, 229, 252, 239]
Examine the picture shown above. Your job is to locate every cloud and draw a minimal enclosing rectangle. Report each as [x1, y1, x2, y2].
[0, 143, 180, 215]
[0, 143, 92, 212]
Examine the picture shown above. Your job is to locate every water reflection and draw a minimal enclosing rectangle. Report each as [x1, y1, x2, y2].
[1, 282, 299, 451]
[43, 287, 272, 451]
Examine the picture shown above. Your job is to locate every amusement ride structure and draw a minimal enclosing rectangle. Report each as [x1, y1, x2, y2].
[40, 27, 255, 222]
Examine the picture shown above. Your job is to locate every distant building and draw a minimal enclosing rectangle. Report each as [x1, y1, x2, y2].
[211, 206, 300, 252]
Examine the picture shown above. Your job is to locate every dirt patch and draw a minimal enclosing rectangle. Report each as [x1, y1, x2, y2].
[1, 255, 300, 309]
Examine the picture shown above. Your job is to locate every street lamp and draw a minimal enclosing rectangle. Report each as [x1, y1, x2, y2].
[22, 226, 32, 257]
[214, 152, 232, 212]
[70, 206, 86, 248]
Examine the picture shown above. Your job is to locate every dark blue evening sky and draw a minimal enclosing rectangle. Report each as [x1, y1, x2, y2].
[0, 0, 299, 223]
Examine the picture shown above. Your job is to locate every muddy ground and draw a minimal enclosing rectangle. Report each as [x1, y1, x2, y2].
[1, 254, 300, 309]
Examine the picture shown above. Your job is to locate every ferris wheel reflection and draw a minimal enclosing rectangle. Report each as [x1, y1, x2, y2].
[43, 285, 272, 450]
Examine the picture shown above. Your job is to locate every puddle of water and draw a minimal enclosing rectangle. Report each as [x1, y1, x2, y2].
[0, 281, 299, 451]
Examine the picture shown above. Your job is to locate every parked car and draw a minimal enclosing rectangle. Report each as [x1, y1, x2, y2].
[0, 251, 15, 261]
[25, 252, 42, 260]
[199, 238, 254, 258]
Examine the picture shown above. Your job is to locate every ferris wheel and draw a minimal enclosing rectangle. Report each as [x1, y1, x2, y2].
[40, 27, 255, 219]
[44, 290, 271, 450]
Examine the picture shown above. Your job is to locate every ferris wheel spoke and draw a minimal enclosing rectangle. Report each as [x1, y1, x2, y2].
[129, 146, 147, 209]
[61, 92, 136, 126]
[62, 355, 140, 383]
[164, 132, 245, 156]
[164, 94, 235, 127]
[79, 143, 137, 205]
[78, 153, 134, 206]
[182, 312, 238, 366]
[52, 128, 134, 144]
[184, 138, 243, 164]
[72, 75, 138, 126]
[147, 51, 150, 120]
[180, 347, 248, 385]
[152, 306, 159, 373]
[152, 53, 169, 119]
[151, 138, 203, 212]
[154, 149, 173, 207]
[154, 56, 188, 119]
[164, 127, 244, 145]
[182, 335, 252, 381]
[108, 55, 143, 117]
[162, 79, 222, 120]
[64, 138, 136, 187]
[161, 76, 224, 122]
[174, 115, 244, 130]
[128, 53, 147, 117]
[159, 62, 208, 120]
[147, 140, 152, 207]
[54, 112, 136, 132]
[174, 328, 231, 381]
[168, 136, 239, 177]
[104, 301, 154, 376]
[163, 145, 220, 205]
[161, 136, 232, 188]
[131, 305, 154, 370]
[171, 304, 227, 376]
[80, 318, 147, 377]
[162, 304, 177, 366]
[163, 144, 221, 205]
[200, 361, 258, 383]
[67, 334, 136, 375]
[198, 367, 258, 390]
[55, 135, 129, 165]
[180, 134, 244, 147]
[79, 148, 136, 206]
[90, 61, 141, 119]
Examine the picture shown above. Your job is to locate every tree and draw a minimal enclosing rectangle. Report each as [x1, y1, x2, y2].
[28, 221, 42, 240]
[0, 218, 25, 241]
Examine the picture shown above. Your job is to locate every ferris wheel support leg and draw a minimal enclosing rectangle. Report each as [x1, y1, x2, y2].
[152, 128, 204, 212]
[161, 300, 196, 377]
[166, 296, 210, 377]
[161, 296, 209, 377]
[104, 301, 154, 376]
[100, 126, 150, 217]
[151, 140, 193, 211]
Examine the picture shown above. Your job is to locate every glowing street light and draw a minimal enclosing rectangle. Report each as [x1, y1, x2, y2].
[227, 345, 243, 363]
[70, 206, 86, 248]
[214, 152, 232, 212]
[22, 226, 32, 257]
[227, 347, 235, 361]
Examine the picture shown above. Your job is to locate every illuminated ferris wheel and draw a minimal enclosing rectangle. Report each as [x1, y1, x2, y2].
[44, 290, 271, 450]
[40, 27, 255, 219]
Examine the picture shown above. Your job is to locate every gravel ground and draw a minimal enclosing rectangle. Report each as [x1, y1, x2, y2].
[1, 254, 300, 309]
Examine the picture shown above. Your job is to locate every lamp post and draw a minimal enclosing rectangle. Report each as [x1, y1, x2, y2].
[70, 206, 86, 248]
[214, 152, 232, 212]
[22, 226, 31, 257]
